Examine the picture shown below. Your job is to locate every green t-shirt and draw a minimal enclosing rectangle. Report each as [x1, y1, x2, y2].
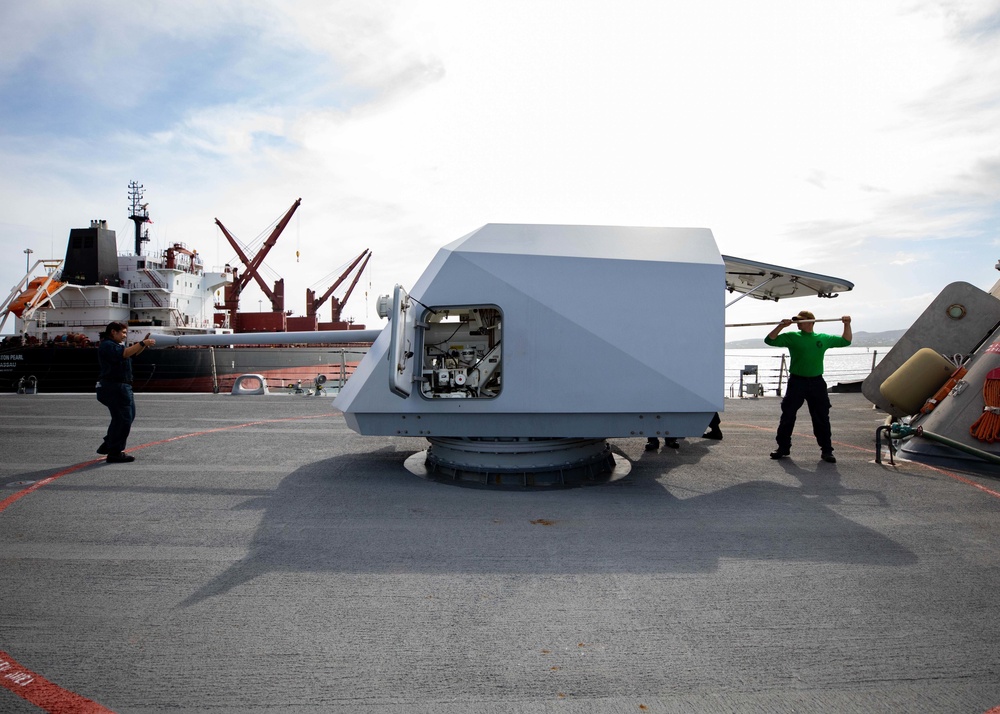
[764, 331, 851, 377]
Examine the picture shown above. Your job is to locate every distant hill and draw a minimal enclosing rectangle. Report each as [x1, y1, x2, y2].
[726, 329, 905, 349]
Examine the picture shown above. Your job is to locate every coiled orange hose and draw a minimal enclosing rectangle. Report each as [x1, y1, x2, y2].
[970, 370, 1000, 443]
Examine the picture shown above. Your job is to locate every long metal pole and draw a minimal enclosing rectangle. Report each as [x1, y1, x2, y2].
[919, 428, 1000, 466]
[210, 346, 219, 394]
[725, 318, 846, 328]
[148, 329, 383, 348]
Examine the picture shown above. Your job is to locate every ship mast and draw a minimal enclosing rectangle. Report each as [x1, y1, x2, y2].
[127, 180, 151, 257]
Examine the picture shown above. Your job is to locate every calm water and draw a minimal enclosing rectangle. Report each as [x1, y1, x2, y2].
[724, 346, 890, 397]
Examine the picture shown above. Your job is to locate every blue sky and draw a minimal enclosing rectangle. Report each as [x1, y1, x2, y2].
[2, 0, 999, 341]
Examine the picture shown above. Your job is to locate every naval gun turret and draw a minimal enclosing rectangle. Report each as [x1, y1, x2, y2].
[334, 223, 726, 486]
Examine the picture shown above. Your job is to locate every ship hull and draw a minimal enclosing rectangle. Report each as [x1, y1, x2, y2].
[0, 345, 368, 393]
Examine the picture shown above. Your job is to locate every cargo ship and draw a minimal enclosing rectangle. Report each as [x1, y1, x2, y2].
[0, 182, 375, 393]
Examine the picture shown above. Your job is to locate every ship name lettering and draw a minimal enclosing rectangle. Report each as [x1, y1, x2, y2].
[0, 660, 34, 686]
[4, 672, 34, 686]
[0, 354, 24, 361]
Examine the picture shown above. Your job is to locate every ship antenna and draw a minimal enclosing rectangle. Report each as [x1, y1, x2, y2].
[128, 180, 150, 257]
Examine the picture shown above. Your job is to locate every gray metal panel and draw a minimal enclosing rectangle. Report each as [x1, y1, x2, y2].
[448, 223, 721, 263]
[334, 224, 725, 437]
[862, 282, 1000, 415]
[387, 285, 416, 398]
[344, 411, 716, 439]
[723, 254, 854, 301]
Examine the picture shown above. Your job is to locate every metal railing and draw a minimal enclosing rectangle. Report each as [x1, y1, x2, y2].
[211, 348, 367, 394]
[726, 350, 882, 398]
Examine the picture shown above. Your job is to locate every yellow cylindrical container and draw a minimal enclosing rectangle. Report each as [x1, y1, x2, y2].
[879, 348, 956, 416]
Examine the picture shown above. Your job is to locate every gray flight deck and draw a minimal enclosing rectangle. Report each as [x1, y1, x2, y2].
[1, 391, 999, 713]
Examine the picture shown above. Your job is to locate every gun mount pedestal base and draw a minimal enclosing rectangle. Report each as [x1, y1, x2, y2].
[404, 436, 630, 489]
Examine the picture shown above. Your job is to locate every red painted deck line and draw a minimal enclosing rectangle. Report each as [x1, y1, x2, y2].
[0, 651, 113, 713]
[829, 435, 1000, 501]
[0, 460, 102, 516]
[730, 422, 1000, 501]
[122, 413, 338, 452]
[0, 413, 336, 517]
[0, 412, 335, 713]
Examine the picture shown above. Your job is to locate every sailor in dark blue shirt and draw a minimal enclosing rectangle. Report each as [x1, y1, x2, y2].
[96, 321, 155, 463]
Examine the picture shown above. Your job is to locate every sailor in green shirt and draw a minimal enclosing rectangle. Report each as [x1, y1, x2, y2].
[765, 310, 852, 463]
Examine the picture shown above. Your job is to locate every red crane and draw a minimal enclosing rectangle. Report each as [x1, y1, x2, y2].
[306, 249, 372, 324]
[215, 198, 302, 316]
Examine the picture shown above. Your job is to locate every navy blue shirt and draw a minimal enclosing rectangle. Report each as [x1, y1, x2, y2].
[98, 338, 134, 384]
